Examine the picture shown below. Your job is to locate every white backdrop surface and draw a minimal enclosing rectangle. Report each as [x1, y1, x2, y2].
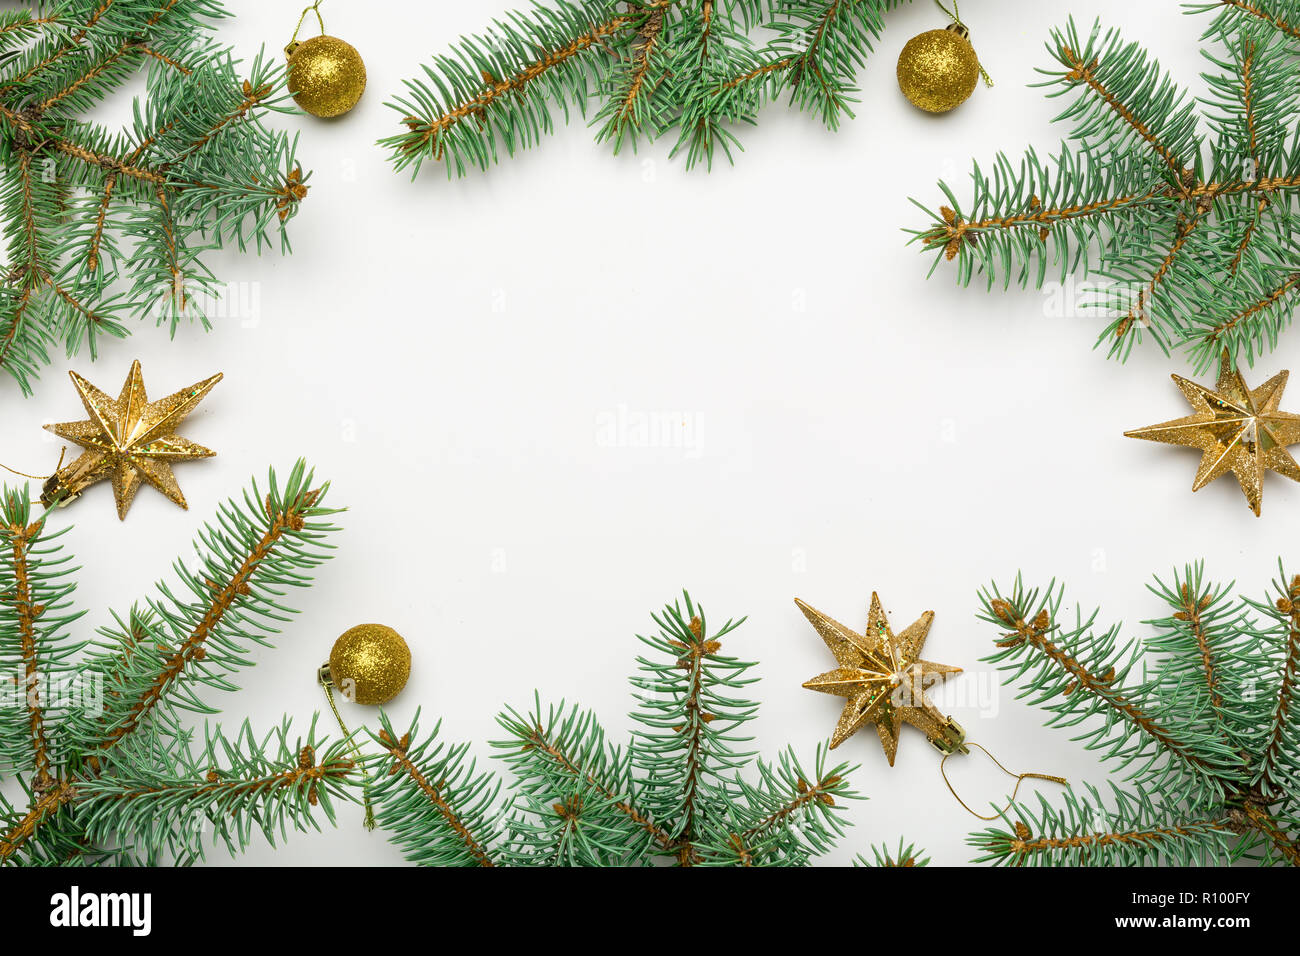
[0, 0, 1289, 866]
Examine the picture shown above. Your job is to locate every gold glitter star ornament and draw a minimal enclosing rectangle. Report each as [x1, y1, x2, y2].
[795, 593, 965, 764]
[41, 360, 222, 520]
[1125, 352, 1300, 516]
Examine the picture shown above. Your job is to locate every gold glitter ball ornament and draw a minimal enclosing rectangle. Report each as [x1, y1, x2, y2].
[286, 35, 366, 118]
[328, 624, 411, 705]
[897, 23, 980, 113]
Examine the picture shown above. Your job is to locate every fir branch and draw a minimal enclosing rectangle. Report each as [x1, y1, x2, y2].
[1209, 0, 1300, 41]
[912, 9, 1300, 368]
[0, 289, 46, 389]
[1113, 204, 1211, 341]
[51, 138, 166, 184]
[975, 564, 1300, 867]
[599, 2, 671, 148]
[33, 38, 140, 116]
[78, 720, 353, 861]
[710, 747, 856, 866]
[88, 467, 331, 748]
[386, 0, 909, 175]
[0, 12, 64, 42]
[1227, 198, 1268, 277]
[856, 839, 929, 866]
[0, 781, 76, 864]
[12, 153, 48, 288]
[994, 815, 1233, 865]
[0, 485, 82, 786]
[1239, 39, 1261, 166]
[0, 0, 308, 396]
[1055, 40, 1191, 183]
[735, 773, 840, 844]
[498, 700, 671, 850]
[2, 463, 349, 865]
[971, 785, 1238, 867]
[368, 593, 866, 867]
[1169, 574, 1228, 712]
[1242, 801, 1300, 865]
[1259, 575, 1300, 792]
[160, 78, 276, 171]
[501, 777, 641, 866]
[1203, 270, 1300, 343]
[984, 586, 1228, 789]
[630, 594, 754, 863]
[378, 730, 497, 867]
[367, 713, 504, 867]
[674, 614, 710, 858]
[389, 0, 633, 173]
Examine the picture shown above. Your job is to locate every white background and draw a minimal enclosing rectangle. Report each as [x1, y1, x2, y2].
[1, 0, 1290, 866]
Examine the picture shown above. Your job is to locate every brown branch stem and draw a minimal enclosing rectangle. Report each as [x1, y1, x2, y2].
[97, 489, 320, 747]
[401, 15, 633, 154]
[1206, 272, 1300, 342]
[993, 605, 1216, 775]
[1005, 817, 1229, 863]
[1059, 44, 1190, 183]
[5, 516, 53, 787]
[519, 724, 673, 850]
[380, 737, 496, 866]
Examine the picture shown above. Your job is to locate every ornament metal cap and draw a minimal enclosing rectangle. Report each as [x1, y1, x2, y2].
[928, 715, 969, 756]
[945, 22, 970, 41]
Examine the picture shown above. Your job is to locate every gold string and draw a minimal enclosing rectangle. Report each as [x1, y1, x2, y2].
[940, 741, 1067, 820]
[1, 447, 68, 508]
[289, 1, 327, 46]
[0, 462, 51, 480]
[319, 665, 377, 830]
[935, 0, 994, 87]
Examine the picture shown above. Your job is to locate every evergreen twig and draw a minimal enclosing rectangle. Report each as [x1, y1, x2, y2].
[910, 5, 1300, 371]
[971, 563, 1300, 866]
[0, 0, 309, 398]
[0, 462, 353, 866]
[365, 592, 879, 866]
[384, 0, 912, 177]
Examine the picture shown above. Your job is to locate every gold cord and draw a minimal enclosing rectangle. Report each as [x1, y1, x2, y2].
[1, 448, 68, 508]
[319, 667, 377, 831]
[0, 462, 51, 480]
[935, 0, 994, 87]
[940, 741, 1067, 820]
[289, 1, 327, 46]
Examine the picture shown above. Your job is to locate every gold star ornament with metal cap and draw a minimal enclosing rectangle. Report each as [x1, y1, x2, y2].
[795, 592, 965, 765]
[40, 360, 223, 520]
[1125, 351, 1300, 516]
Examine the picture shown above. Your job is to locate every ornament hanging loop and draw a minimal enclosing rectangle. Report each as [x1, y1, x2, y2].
[2, 447, 76, 510]
[934, 0, 993, 87]
[318, 663, 378, 831]
[0, 460, 52, 481]
[288, 0, 327, 53]
[940, 741, 1067, 820]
